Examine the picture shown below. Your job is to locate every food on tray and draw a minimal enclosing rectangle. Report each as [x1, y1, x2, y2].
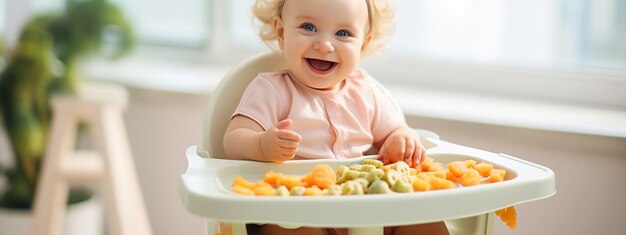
[488, 169, 507, 183]
[411, 177, 431, 191]
[428, 175, 456, 190]
[231, 157, 516, 229]
[252, 182, 276, 196]
[460, 168, 481, 186]
[446, 161, 468, 178]
[474, 162, 494, 177]
[303, 185, 324, 196]
[231, 157, 508, 197]
[306, 164, 337, 189]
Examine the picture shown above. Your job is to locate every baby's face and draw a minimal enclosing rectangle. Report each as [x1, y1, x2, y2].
[275, 0, 371, 92]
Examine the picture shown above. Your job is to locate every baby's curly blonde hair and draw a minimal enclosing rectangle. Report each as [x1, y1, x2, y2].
[252, 0, 395, 55]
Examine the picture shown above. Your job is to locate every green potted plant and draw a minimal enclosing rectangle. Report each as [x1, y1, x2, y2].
[0, 0, 134, 233]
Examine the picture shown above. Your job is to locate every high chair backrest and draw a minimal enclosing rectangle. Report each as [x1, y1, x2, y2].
[199, 51, 429, 158]
[199, 52, 287, 158]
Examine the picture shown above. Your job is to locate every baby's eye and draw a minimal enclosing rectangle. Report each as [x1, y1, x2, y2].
[300, 23, 317, 32]
[335, 29, 353, 37]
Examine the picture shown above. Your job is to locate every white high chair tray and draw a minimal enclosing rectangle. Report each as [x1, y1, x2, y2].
[179, 138, 555, 228]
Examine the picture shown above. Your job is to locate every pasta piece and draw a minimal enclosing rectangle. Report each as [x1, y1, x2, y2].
[360, 164, 377, 172]
[349, 164, 363, 171]
[325, 185, 342, 196]
[289, 186, 306, 196]
[363, 159, 383, 168]
[382, 170, 402, 187]
[341, 181, 365, 195]
[275, 186, 290, 196]
[366, 169, 385, 183]
[393, 161, 412, 175]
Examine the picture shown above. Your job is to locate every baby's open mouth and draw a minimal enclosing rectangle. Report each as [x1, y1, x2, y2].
[306, 58, 337, 74]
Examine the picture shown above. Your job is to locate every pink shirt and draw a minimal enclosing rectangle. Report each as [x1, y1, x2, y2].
[232, 68, 406, 160]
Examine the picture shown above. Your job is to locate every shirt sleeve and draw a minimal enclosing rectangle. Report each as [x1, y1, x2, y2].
[367, 75, 408, 144]
[232, 74, 284, 131]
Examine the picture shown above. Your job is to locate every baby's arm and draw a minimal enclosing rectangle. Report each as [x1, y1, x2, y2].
[378, 126, 427, 168]
[224, 115, 301, 162]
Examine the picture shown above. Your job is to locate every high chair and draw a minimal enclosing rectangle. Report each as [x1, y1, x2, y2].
[178, 52, 556, 235]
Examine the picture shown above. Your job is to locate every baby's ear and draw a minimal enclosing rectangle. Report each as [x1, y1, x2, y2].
[272, 16, 285, 49]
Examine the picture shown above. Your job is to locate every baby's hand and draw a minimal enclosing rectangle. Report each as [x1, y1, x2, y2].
[260, 119, 301, 162]
[379, 127, 426, 168]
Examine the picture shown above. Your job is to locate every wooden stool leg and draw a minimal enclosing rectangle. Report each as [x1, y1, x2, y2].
[33, 110, 78, 235]
[94, 106, 151, 235]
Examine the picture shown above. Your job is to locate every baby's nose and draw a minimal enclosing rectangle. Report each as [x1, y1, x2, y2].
[314, 40, 334, 54]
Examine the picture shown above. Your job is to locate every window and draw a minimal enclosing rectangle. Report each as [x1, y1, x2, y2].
[227, 0, 626, 73]
[28, 0, 210, 48]
[20, 0, 625, 73]
[390, 0, 626, 71]
[229, 0, 265, 51]
[229, 0, 626, 110]
[4, 0, 625, 111]
[109, 0, 210, 47]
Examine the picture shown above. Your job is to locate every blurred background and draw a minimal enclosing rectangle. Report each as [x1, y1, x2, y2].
[0, 0, 625, 234]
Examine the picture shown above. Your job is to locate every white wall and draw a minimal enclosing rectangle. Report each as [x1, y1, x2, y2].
[124, 88, 626, 235]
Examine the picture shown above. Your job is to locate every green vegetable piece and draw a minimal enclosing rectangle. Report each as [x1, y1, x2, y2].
[392, 180, 414, 193]
[368, 180, 392, 194]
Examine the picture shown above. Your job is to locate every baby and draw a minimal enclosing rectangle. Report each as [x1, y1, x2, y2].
[223, 0, 449, 234]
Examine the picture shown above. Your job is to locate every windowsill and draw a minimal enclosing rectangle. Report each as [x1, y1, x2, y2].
[82, 56, 626, 139]
[388, 85, 626, 139]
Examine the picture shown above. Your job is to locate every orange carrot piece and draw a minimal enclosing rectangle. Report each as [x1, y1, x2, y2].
[473, 162, 494, 177]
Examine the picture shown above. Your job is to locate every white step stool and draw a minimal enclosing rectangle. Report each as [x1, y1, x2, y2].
[32, 83, 152, 235]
